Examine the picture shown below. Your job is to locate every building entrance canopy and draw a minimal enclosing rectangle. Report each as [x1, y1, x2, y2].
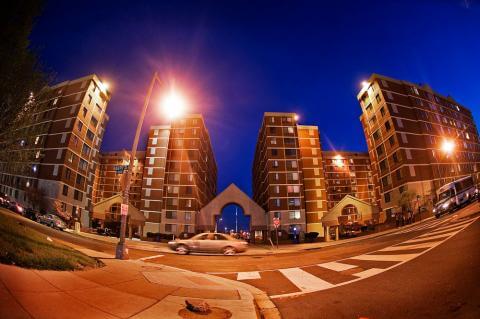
[92, 194, 145, 226]
[197, 184, 266, 232]
[322, 195, 378, 227]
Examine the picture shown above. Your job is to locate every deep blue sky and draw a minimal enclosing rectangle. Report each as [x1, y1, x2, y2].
[31, 1, 480, 228]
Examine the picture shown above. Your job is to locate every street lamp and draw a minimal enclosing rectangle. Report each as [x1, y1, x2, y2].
[115, 72, 187, 259]
[441, 139, 455, 155]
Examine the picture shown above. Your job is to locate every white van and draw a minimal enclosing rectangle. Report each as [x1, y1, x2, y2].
[433, 176, 477, 218]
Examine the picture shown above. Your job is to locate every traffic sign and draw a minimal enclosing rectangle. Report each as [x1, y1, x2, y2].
[121, 203, 128, 216]
[273, 217, 280, 228]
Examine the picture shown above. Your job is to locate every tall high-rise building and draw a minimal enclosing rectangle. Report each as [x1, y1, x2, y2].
[140, 114, 217, 236]
[0, 74, 111, 226]
[357, 74, 480, 219]
[322, 151, 376, 210]
[92, 150, 145, 209]
[252, 113, 328, 236]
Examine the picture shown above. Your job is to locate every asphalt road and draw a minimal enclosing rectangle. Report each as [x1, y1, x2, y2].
[3, 202, 479, 318]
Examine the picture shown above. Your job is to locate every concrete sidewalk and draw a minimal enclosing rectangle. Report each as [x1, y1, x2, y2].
[0, 258, 279, 319]
[69, 216, 435, 256]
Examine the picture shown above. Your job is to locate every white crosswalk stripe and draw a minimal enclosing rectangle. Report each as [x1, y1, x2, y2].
[380, 242, 436, 251]
[237, 271, 261, 280]
[318, 261, 358, 271]
[350, 253, 420, 262]
[279, 268, 334, 292]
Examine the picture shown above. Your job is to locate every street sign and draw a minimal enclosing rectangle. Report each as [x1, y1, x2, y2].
[121, 203, 128, 216]
[114, 165, 128, 174]
[273, 217, 280, 228]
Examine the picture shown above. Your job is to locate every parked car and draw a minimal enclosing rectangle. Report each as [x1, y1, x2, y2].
[0, 194, 10, 207]
[96, 227, 116, 237]
[38, 213, 66, 230]
[23, 208, 39, 221]
[8, 201, 24, 215]
[168, 232, 248, 255]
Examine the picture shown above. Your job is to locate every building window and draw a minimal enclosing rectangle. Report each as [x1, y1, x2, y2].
[74, 190, 83, 201]
[75, 174, 85, 186]
[53, 165, 59, 176]
[271, 149, 278, 156]
[185, 186, 193, 194]
[166, 211, 177, 219]
[274, 212, 281, 219]
[165, 224, 177, 233]
[289, 211, 301, 220]
[185, 212, 191, 221]
[288, 198, 301, 207]
[396, 169, 402, 181]
[273, 160, 279, 168]
[82, 144, 91, 156]
[376, 144, 385, 157]
[285, 149, 296, 156]
[62, 185, 69, 196]
[384, 192, 391, 203]
[385, 121, 391, 131]
[64, 168, 71, 180]
[78, 159, 88, 171]
[388, 135, 395, 146]
[373, 130, 380, 140]
[91, 116, 98, 127]
[86, 129, 95, 141]
[271, 138, 277, 145]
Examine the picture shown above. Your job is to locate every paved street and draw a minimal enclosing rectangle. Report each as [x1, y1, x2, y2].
[2, 202, 479, 318]
[146, 202, 480, 318]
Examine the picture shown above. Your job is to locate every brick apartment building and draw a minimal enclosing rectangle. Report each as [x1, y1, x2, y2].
[322, 151, 376, 210]
[0, 74, 111, 225]
[140, 115, 217, 236]
[252, 113, 328, 236]
[358, 74, 480, 220]
[92, 150, 145, 209]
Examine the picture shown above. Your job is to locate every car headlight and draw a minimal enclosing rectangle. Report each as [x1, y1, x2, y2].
[442, 202, 449, 209]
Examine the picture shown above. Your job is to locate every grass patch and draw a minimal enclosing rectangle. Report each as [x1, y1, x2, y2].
[0, 212, 102, 270]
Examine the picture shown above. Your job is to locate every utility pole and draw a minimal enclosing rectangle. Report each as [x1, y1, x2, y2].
[235, 207, 238, 233]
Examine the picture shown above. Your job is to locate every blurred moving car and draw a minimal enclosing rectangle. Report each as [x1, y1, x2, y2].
[38, 213, 66, 230]
[168, 232, 248, 255]
[8, 201, 24, 215]
[0, 194, 10, 207]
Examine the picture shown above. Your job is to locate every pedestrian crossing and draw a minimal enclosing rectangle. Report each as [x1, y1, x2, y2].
[213, 216, 478, 299]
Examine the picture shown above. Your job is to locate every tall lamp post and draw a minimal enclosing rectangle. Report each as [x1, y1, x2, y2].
[116, 72, 187, 259]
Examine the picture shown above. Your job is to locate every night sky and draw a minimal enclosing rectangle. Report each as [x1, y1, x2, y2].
[30, 1, 480, 229]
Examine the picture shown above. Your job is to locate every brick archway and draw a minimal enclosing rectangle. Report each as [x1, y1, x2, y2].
[197, 184, 266, 233]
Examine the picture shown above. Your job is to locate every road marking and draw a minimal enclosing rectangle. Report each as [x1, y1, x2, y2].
[353, 268, 384, 279]
[417, 225, 465, 238]
[139, 254, 164, 261]
[237, 271, 261, 280]
[350, 253, 420, 262]
[403, 233, 451, 243]
[317, 261, 358, 272]
[380, 242, 436, 251]
[434, 218, 475, 231]
[279, 268, 334, 292]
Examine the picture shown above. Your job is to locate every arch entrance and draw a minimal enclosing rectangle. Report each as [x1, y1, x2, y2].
[197, 184, 267, 242]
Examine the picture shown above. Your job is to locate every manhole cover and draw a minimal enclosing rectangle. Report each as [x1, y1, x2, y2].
[178, 307, 232, 319]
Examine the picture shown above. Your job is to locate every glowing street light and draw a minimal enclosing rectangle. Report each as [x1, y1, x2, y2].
[361, 81, 369, 90]
[441, 139, 455, 155]
[333, 155, 344, 168]
[116, 72, 186, 260]
[161, 88, 188, 119]
[294, 114, 299, 121]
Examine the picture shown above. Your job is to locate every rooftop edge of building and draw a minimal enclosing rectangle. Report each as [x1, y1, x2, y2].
[356, 73, 469, 113]
[48, 74, 112, 98]
[322, 150, 369, 157]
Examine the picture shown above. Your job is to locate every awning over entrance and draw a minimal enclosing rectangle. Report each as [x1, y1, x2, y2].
[322, 195, 378, 227]
[92, 194, 145, 226]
